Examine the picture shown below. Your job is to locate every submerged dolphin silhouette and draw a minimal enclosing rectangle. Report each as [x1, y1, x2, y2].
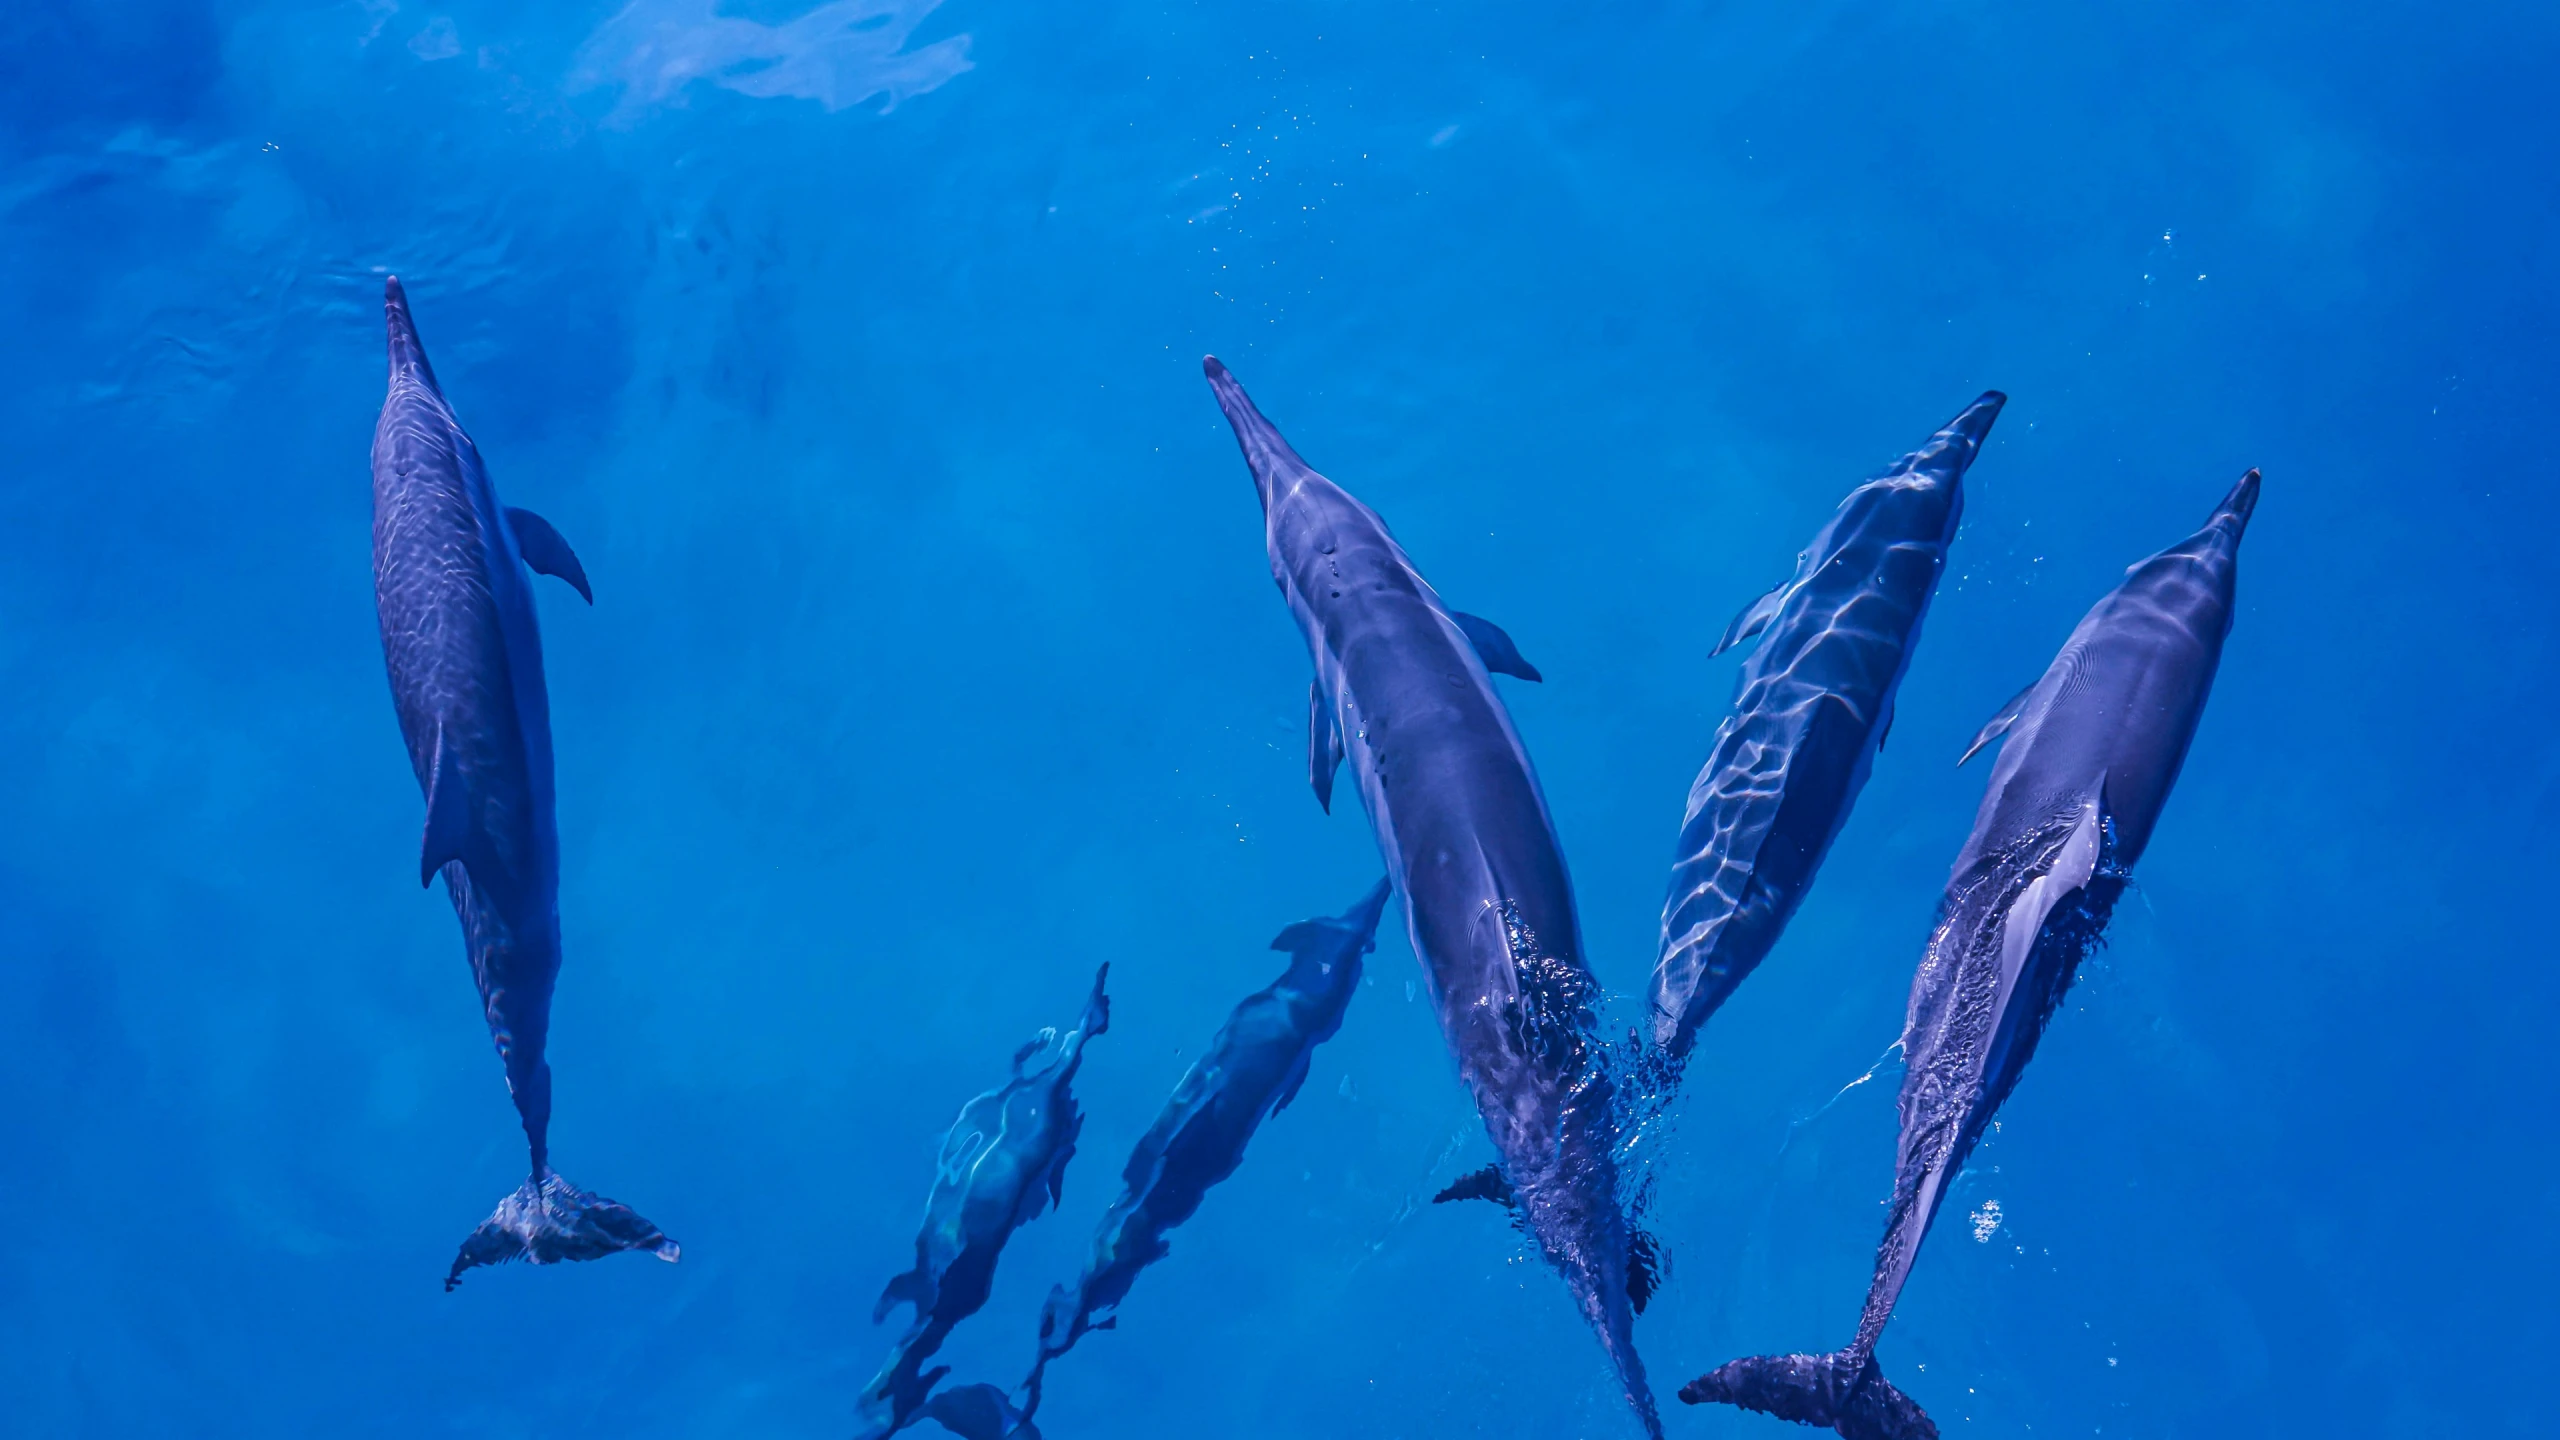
[1005, 880, 1390, 1418]
[370, 278, 671, 1291]
[856, 967, 1110, 1440]
[1653, 396, 2003, 1064]
[1681, 469, 2260, 1440]
[1204, 358, 1663, 1439]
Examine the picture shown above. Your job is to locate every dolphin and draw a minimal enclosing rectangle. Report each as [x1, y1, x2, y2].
[1652, 395, 2004, 1064]
[1203, 358, 1662, 1439]
[856, 967, 1110, 1440]
[371, 277, 672, 1292]
[1010, 879, 1390, 1418]
[1680, 469, 2260, 1440]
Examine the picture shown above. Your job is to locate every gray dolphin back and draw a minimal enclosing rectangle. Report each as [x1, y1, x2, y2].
[1679, 469, 2259, 1440]
[1652, 393, 2004, 1063]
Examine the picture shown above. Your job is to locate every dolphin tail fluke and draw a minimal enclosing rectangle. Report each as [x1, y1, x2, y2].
[914, 1383, 1042, 1440]
[443, 1169, 679, 1292]
[1679, 1350, 1936, 1440]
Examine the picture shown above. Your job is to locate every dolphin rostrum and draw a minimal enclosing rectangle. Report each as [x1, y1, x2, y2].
[856, 966, 1110, 1440]
[1681, 469, 2260, 1440]
[371, 277, 672, 1291]
[1005, 880, 1390, 1421]
[1652, 395, 2005, 1064]
[1204, 357, 1663, 1439]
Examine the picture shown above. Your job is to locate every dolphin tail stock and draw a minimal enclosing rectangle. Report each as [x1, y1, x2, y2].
[1679, 1349, 1935, 1440]
[443, 1168, 679, 1292]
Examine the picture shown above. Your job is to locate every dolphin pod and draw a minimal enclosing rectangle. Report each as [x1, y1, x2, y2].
[1021, 879, 1392, 1414]
[908, 881, 1394, 1440]
[1203, 357, 1664, 1439]
[855, 967, 1110, 1440]
[1680, 469, 2260, 1440]
[370, 278, 675, 1290]
[359, 283, 2255, 1434]
[1652, 395, 2004, 1064]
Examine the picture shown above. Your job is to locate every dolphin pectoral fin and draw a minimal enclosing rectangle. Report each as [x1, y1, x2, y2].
[1878, 703, 1895, 753]
[874, 1265, 933, 1324]
[1451, 611, 1544, 682]
[1958, 680, 2037, 766]
[1308, 681, 1345, 812]
[1270, 1054, 1317, 1116]
[505, 507, 593, 603]
[1431, 1164, 1516, 1208]
[1712, 581, 1787, 658]
[1628, 1226, 1665, 1314]
[420, 729, 475, 888]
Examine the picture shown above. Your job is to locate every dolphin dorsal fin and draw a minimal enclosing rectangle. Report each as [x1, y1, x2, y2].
[1270, 917, 1330, 952]
[505, 507, 593, 603]
[1309, 681, 1346, 812]
[1451, 612, 1543, 682]
[420, 727, 475, 888]
[1986, 795, 2109, 1072]
[1712, 580, 1788, 658]
[1959, 679, 2039, 766]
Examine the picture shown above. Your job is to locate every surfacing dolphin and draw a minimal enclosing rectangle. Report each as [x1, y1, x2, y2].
[1006, 880, 1390, 1419]
[371, 277, 672, 1292]
[1652, 395, 2003, 1066]
[1681, 469, 2260, 1440]
[1204, 357, 1663, 1439]
[855, 967, 1110, 1440]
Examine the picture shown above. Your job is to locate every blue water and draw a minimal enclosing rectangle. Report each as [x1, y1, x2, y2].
[4, 2, 2552, 1435]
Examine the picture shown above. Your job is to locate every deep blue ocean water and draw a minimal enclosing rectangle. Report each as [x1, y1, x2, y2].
[4, 2, 2554, 1435]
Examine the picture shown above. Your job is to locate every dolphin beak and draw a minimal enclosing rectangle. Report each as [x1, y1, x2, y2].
[1340, 876, 1395, 941]
[1945, 390, 2007, 449]
[384, 276, 440, 393]
[2216, 467, 2262, 532]
[1202, 355, 1313, 513]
